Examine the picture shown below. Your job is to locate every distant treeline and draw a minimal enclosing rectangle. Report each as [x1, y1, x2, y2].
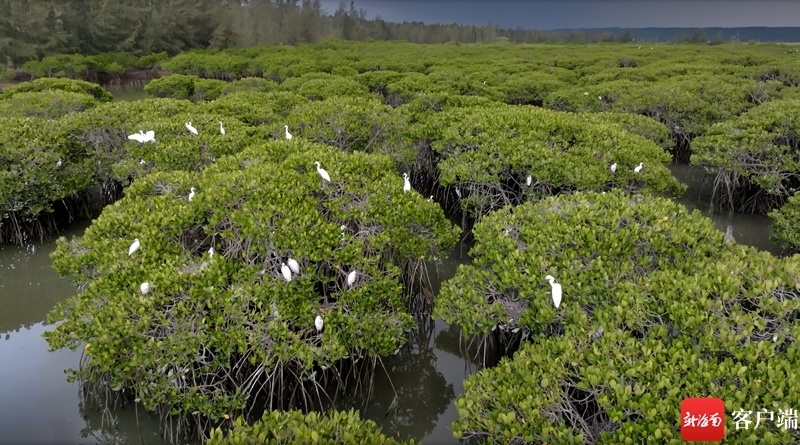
[2, 0, 800, 67]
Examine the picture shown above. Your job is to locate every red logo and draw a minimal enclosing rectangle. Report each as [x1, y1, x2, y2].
[681, 398, 725, 441]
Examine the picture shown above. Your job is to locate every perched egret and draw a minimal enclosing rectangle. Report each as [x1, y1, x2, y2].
[219, 121, 225, 135]
[188, 187, 195, 202]
[314, 161, 331, 182]
[140, 282, 150, 295]
[208, 247, 215, 258]
[427, 196, 433, 202]
[128, 130, 147, 143]
[455, 187, 462, 199]
[402, 173, 411, 193]
[724, 225, 736, 244]
[185, 122, 198, 135]
[583, 92, 589, 96]
[315, 315, 324, 332]
[139, 159, 146, 165]
[284, 125, 292, 140]
[634, 162, 643, 173]
[57, 158, 62, 168]
[526, 175, 532, 187]
[281, 263, 292, 282]
[610, 162, 617, 173]
[545, 275, 562, 309]
[128, 238, 140, 256]
[287, 258, 300, 275]
[347, 270, 357, 288]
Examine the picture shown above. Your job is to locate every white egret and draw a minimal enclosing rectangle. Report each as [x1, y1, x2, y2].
[219, 121, 225, 135]
[208, 247, 215, 258]
[545, 275, 562, 309]
[583, 92, 589, 96]
[128, 130, 146, 142]
[284, 125, 292, 140]
[128, 238, 140, 256]
[188, 187, 195, 202]
[724, 225, 736, 244]
[139, 159, 146, 165]
[315, 315, 324, 332]
[402, 173, 411, 193]
[287, 258, 300, 275]
[271, 301, 280, 318]
[144, 130, 155, 142]
[634, 162, 643, 173]
[57, 158, 62, 168]
[610, 162, 617, 173]
[185, 122, 198, 135]
[347, 270, 357, 288]
[427, 196, 433, 202]
[314, 161, 331, 182]
[526, 175, 532, 187]
[455, 187, 462, 199]
[281, 263, 292, 282]
[140, 282, 150, 295]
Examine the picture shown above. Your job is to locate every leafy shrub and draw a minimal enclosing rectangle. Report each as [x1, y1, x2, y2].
[0, 117, 94, 242]
[692, 98, 800, 213]
[207, 409, 418, 445]
[419, 104, 683, 220]
[441, 190, 800, 443]
[0, 78, 113, 102]
[0, 90, 100, 119]
[45, 141, 459, 434]
[144, 74, 227, 101]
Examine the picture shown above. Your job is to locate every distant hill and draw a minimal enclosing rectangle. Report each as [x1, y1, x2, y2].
[549, 27, 800, 43]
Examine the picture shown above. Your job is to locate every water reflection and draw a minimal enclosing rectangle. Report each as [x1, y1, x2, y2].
[104, 79, 150, 102]
[668, 163, 781, 254]
[0, 220, 164, 444]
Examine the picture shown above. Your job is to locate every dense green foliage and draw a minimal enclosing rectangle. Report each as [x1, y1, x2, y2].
[770, 191, 800, 252]
[0, 78, 113, 101]
[10, 40, 799, 444]
[0, 116, 94, 243]
[45, 141, 459, 433]
[6, 0, 748, 70]
[441, 191, 800, 443]
[206, 410, 418, 445]
[417, 104, 683, 220]
[693, 99, 800, 213]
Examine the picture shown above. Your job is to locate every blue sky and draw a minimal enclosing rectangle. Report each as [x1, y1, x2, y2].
[318, 1, 800, 30]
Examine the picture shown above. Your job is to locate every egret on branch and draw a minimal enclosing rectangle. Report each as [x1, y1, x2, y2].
[188, 187, 195, 202]
[57, 158, 62, 168]
[634, 162, 643, 173]
[208, 247, 215, 258]
[284, 125, 292, 140]
[403, 173, 411, 193]
[347, 270, 357, 288]
[140, 282, 150, 295]
[185, 122, 198, 135]
[287, 258, 300, 275]
[315, 315, 324, 332]
[128, 130, 155, 143]
[281, 263, 292, 282]
[526, 175, 532, 187]
[314, 161, 331, 182]
[128, 238, 140, 256]
[610, 162, 617, 173]
[545, 275, 562, 309]
[219, 122, 225, 135]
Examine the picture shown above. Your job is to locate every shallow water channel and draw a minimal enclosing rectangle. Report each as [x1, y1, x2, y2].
[0, 84, 781, 444]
